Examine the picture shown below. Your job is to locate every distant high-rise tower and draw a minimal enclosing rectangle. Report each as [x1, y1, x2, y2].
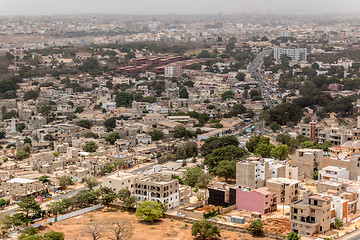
[274, 48, 307, 62]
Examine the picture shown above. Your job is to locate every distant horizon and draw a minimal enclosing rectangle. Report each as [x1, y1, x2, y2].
[1, 0, 360, 16]
[0, 12, 359, 18]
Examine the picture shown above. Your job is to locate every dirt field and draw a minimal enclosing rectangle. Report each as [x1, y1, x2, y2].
[39, 208, 273, 240]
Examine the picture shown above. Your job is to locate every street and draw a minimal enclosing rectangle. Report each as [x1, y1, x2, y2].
[248, 49, 274, 109]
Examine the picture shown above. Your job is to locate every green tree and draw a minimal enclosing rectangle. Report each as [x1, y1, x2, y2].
[85, 132, 99, 139]
[82, 57, 99, 72]
[236, 72, 246, 81]
[2, 110, 17, 120]
[135, 201, 163, 222]
[58, 175, 74, 189]
[213, 160, 236, 182]
[78, 119, 92, 129]
[191, 220, 221, 240]
[83, 141, 98, 153]
[174, 126, 194, 139]
[106, 132, 120, 145]
[72, 190, 100, 208]
[335, 217, 343, 229]
[0, 131, 5, 139]
[270, 144, 289, 160]
[312, 170, 318, 180]
[37, 102, 53, 122]
[115, 92, 133, 107]
[150, 130, 164, 141]
[246, 135, 269, 153]
[183, 167, 212, 188]
[24, 137, 32, 145]
[47, 201, 66, 216]
[44, 134, 55, 141]
[118, 188, 136, 210]
[67, 101, 74, 107]
[16, 150, 30, 160]
[74, 106, 84, 113]
[99, 187, 117, 207]
[0, 198, 6, 208]
[190, 63, 202, 70]
[269, 122, 281, 132]
[287, 231, 301, 240]
[17, 123, 26, 133]
[16, 197, 43, 224]
[104, 117, 117, 130]
[247, 219, 264, 237]
[125, 52, 135, 59]
[221, 91, 234, 101]
[204, 145, 247, 171]
[85, 177, 99, 191]
[24, 90, 39, 101]
[179, 88, 189, 99]
[254, 142, 275, 158]
[38, 175, 51, 185]
[140, 96, 157, 103]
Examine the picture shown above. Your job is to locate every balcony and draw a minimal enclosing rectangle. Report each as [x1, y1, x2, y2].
[291, 219, 319, 227]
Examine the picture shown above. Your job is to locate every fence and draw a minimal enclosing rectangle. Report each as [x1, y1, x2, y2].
[46, 204, 103, 224]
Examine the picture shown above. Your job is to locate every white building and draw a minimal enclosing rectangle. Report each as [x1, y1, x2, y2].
[319, 166, 349, 181]
[102, 172, 190, 209]
[136, 134, 152, 144]
[274, 48, 307, 61]
[102, 171, 136, 193]
[102, 102, 116, 111]
[165, 64, 182, 78]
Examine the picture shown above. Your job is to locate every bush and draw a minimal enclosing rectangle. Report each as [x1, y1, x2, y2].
[191, 220, 221, 240]
[247, 219, 264, 237]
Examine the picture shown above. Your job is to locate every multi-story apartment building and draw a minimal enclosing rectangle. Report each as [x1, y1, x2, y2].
[236, 187, 277, 215]
[103, 172, 189, 209]
[166, 87, 179, 99]
[291, 149, 324, 180]
[266, 178, 300, 205]
[349, 154, 360, 181]
[102, 171, 136, 194]
[208, 182, 236, 207]
[236, 158, 272, 189]
[318, 166, 349, 181]
[165, 64, 182, 78]
[274, 48, 307, 61]
[134, 174, 181, 209]
[297, 122, 353, 146]
[236, 157, 298, 189]
[290, 191, 331, 236]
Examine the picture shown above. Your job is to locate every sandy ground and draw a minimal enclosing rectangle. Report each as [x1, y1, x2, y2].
[39, 208, 273, 240]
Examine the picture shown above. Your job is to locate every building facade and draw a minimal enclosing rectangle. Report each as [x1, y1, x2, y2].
[290, 191, 331, 236]
[274, 48, 307, 61]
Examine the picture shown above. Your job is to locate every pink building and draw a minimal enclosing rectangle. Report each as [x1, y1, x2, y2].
[236, 187, 277, 215]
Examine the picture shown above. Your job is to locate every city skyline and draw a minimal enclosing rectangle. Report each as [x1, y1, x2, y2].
[1, 0, 360, 16]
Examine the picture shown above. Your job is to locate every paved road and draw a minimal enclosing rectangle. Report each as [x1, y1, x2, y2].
[248, 49, 273, 109]
[0, 185, 95, 216]
[131, 162, 158, 174]
[343, 230, 360, 240]
[249, 49, 272, 77]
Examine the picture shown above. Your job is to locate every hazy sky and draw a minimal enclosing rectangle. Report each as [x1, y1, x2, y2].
[1, 0, 360, 16]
